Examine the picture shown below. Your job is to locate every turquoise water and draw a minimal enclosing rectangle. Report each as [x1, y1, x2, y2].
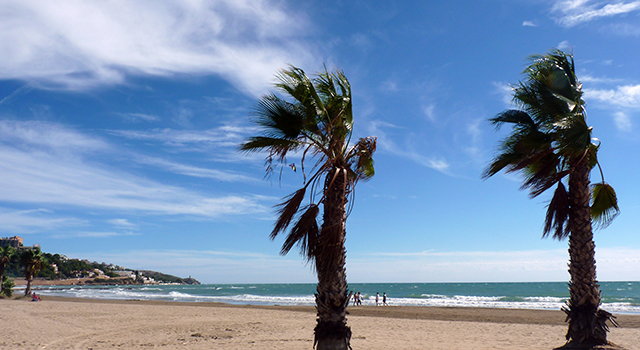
[27, 281, 640, 314]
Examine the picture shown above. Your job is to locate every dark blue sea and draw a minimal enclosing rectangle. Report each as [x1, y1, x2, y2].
[26, 281, 640, 314]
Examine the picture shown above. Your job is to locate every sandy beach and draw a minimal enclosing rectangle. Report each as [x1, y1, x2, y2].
[2, 297, 640, 350]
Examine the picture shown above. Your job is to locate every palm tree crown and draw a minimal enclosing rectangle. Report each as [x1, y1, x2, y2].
[19, 247, 45, 296]
[0, 245, 15, 295]
[484, 49, 618, 238]
[241, 65, 375, 349]
[241, 66, 375, 262]
[484, 49, 619, 347]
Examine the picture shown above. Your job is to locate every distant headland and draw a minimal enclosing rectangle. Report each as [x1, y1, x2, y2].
[2, 236, 200, 286]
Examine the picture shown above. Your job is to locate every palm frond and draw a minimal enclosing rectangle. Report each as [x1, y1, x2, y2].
[348, 137, 377, 182]
[556, 113, 592, 157]
[253, 94, 305, 139]
[240, 136, 301, 153]
[280, 205, 320, 262]
[543, 181, 570, 239]
[591, 183, 620, 229]
[271, 188, 307, 239]
[489, 110, 535, 129]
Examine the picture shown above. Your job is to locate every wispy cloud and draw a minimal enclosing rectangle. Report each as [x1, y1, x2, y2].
[109, 125, 252, 149]
[613, 111, 633, 130]
[136, 156, 259, 183]
[552, 0, 640, 27]
[584, 84, 640, 130]
[585, 84, 640, 109]
[522, 21, 538, 27]
[54, 231, 140, 239]
[492, 82, 514, 106]
[0, 0, 317, 96]
[0, 120, 109, 153]
[107, 218, 138, 230]
[0, 120, 268, 218]
[0, 208, 86, 234]
[368, 120, 450, 173]
[114, 113, 160, 123]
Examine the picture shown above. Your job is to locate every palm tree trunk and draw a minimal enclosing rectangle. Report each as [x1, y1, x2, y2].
[564, 156, 612, 347]
[25, 272, 33, 296]
[314, 167, 351, 350]
[0, 266, 5, 294]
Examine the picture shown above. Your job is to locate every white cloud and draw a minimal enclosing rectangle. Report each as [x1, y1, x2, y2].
[0, 120, 109, 153]
[522, 21, 538, 27]
[108, 218, 138, 230]
[585, 84, 640, 109]
[557, 40, 572, 51]
[583, 83, 640, 131]
[613, 111, 633, 130]
[136, 156, 259, 183]
[54, 231, 139, 239]
[580, 74, 624, 84]
[0, 120, 268, 218]
[492, 81, 514, 106]
[368, 120, 450, 173]
[422, 103, 436, 122]
[0, 0, 316, 96]
[109, 126, 251, 148]
[552, 0, 640, 27]
[0, 208, 86, 234]
[114, 113, 160, 123]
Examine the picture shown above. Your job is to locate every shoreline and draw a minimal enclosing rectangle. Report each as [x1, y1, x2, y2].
[29, 295, 640, 328]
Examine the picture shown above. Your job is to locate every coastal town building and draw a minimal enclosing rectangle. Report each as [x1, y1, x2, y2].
[0, 236, 40, 250]
[0, 236, 23, 248]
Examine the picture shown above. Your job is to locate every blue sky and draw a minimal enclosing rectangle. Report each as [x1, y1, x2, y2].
[1, 0, 640, 284]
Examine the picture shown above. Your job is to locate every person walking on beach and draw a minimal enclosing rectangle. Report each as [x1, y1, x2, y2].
[352, 292, 358, 306]
[357, 292, 362, 306]
[375, 292, 380, 306]
[382, 292, 387, 306]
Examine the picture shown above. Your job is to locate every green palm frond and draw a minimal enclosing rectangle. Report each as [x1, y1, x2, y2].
[0, 245, 14, 263]
[347, 136, 377, 182]
[587, 143, 600, 170]
[555, 113, 592, 157]
[240, 136, 301, 153]
[489, 110, 535, 129]
[591, 182, 619, 229]
[543, 181, 570, 239]
[271, 188, 307, 240]
[486, 49, 618, 239]
[281, 205, 320, 262]
[253, 94, 305, 139]
[243, 64, 375, 263]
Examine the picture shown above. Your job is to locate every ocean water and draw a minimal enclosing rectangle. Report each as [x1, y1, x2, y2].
[23, 281, 640, 314]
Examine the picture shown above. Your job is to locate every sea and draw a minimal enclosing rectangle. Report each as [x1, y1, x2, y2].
[22, 281, 640, 314]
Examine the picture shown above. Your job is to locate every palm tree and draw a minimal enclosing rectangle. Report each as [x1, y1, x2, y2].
[19, 247, 45, 296]
[484, 49, 619, 348]
[241, 66, 376, 349]
[0, 245, 15, 295]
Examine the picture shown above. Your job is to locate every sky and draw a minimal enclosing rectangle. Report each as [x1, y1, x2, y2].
[1, 0, 640, 284]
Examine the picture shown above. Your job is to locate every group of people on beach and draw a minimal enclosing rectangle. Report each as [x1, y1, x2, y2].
[351, 292, 388, 306]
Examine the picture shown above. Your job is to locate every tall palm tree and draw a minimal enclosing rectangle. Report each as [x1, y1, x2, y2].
[19, 247, 45, 296]
[241, 66, 376, 349]
[484, 49, 619, 348]
[0, 245, 15, 295]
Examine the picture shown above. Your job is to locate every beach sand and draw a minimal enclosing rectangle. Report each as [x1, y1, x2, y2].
[2, 297, 639, 349]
